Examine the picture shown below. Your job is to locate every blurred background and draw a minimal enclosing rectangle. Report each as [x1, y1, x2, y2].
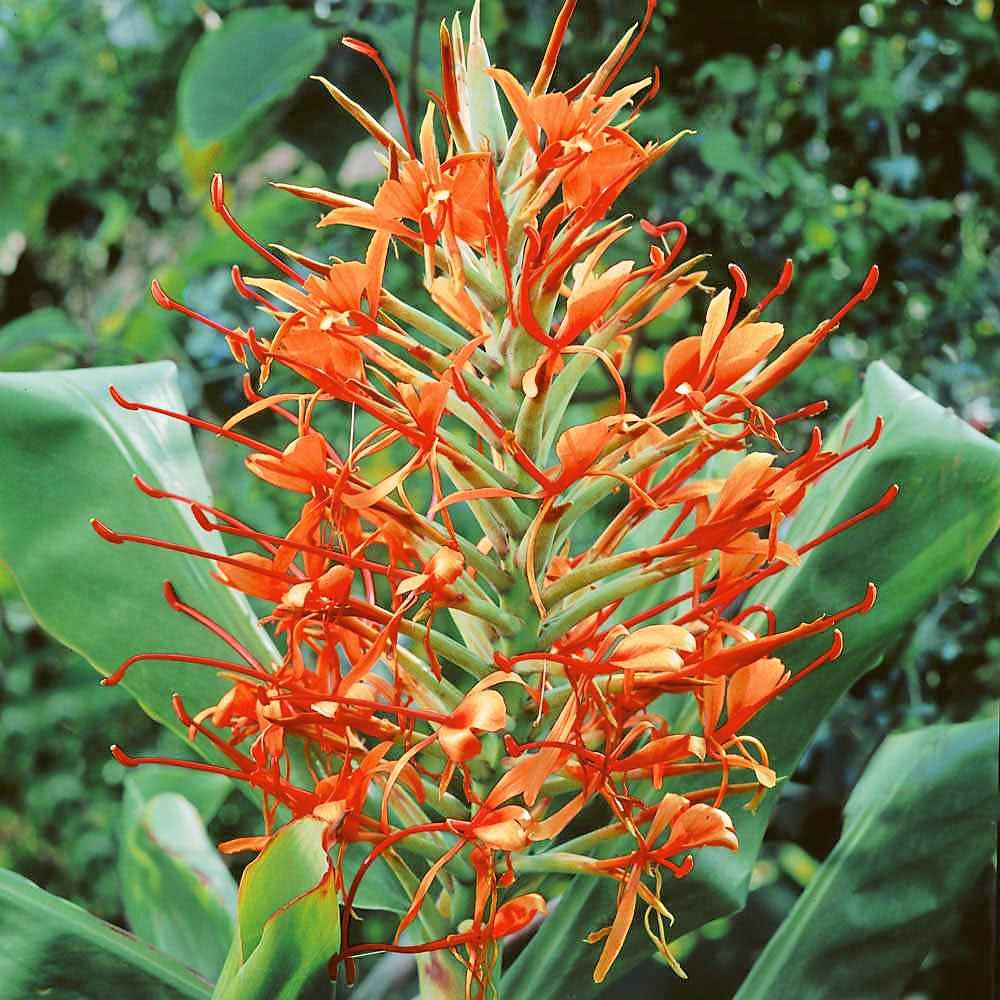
[0, 0, 996, 996]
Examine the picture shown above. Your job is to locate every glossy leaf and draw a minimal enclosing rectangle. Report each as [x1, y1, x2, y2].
[121, 792, 238, 982]
[0, 364, 277, 748]
[0, 868, 212, 1000]
[504, 362, 1000, 997]
[735, 717, 999, 999]
[178, 8, 326, 146]
[213, 818, 339, 1000]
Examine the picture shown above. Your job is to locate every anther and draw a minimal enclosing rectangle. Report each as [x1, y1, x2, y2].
[150, 279, 173, 310]
[90, 518, 124, 544]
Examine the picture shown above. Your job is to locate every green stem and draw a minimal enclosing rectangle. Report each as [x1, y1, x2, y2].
[510, 851, 596, 875]
[537, 566, 678, 647]
[537, 325, 622, 461]
[549, 423, 697, 553]
[382, 292, 500, 377]
[397, 619, 492, 679]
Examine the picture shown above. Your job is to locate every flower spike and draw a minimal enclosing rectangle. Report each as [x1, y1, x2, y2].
[98, 7, 891, 995]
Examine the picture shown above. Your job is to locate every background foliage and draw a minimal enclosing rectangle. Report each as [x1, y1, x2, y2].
[1, 0, 996, 996]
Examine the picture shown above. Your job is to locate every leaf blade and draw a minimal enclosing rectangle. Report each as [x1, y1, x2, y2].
[0, 363, 277, 747]
[0, 868, 213, 1000]
[734, 717, 999, 999]
[178, 7, 326, 146]
[121, 792, 238, 982]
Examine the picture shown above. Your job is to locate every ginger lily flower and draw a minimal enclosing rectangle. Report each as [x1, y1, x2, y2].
[96, 1, 892, 995]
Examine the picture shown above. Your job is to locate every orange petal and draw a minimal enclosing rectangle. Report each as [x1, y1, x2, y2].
[493, 893, 547, 936]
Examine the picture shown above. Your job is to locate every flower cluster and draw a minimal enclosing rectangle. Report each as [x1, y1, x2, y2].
[97, 1, 891, 994]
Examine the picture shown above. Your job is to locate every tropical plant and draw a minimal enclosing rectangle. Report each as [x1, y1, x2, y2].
[0, 3, 996, 999]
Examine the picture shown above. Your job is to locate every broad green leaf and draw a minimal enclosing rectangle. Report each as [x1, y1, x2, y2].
[121, 792, 238, 982]
[0, 364, 278, 750]
[178, 8, 326, 146]
[0, 868, 212, 999]
[504, 362, 1000, 997]
[214, 818, 339, 1000]
[735, 717, 999, 999]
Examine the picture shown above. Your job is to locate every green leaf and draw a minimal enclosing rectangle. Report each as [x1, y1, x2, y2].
[121, 792, 238, 982]
[699, 127, 772, 190]
[504, 362, 1000, 997]
[123, 767, 234, 832]
[178, 8, 326, 146]
[735, 717, 999, 999]
[0, 868, 212, 999]
[694, 55, 757, 96]
[0, 307, 90, 371]
[0, 363, 278, 749]
[214, 818, 339, 1000]
[342, 843, 410, 914]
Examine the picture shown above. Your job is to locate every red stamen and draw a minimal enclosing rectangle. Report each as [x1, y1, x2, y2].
[90, 518, 301, 584]
[341, 38, 416, 157]
[799, 485, 899, 556]
[103, 652, 270, 687]
[150, 279, 173, 310]
[210, 173, 304, 284]
[338, 819, 453, 981]
[150, 280, 237, 337]
[133, 475, 278, 552]
[108, 384, 283, 457]
[634, 66, 661, 113]
[192, 506, 413, 582]
[110, 743, 310, 808]
[757, 258, 793, 314]
[600, 0, 656, 94]
[162, 580, 264, 669]
[775, 399, 828, 425]
[733, 603, 777, 635]
[170, 692, 259, 771]
[816, 265, 879, 338]
[231, 265, 274, 308]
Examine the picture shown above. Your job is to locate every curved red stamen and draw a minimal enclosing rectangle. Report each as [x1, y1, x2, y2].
[733, 603, 777, 635]
[133, 475, 279, 552]
[231, 265, 274, 308]
[90, 518, 302, 585]
[103, 652, 270, 687]
[757, 258, 793, 314]
[634, 65, 661, 114]
[338, 820, 454, 981]
[162, 581, 264, 670]
[817, 265, 879, 337]
[600, 0, 656, 94]
[341, 38, 416, 157]
[211, 173, 304, 284]
[108, 385, 284, 457]
[775, 399, 828, 425]
[110, 743, 310, 808]
[800, 484, 899, 556]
